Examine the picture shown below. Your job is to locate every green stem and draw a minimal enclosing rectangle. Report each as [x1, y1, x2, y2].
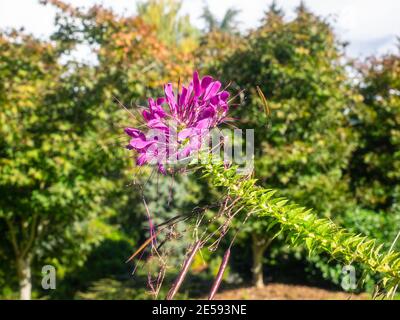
[202, 160, 400, 297]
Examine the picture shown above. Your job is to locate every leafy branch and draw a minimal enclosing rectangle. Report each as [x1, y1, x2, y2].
[202, 160, 400, 298]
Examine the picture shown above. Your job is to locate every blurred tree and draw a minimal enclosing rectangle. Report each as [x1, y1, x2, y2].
[38, 0, 205, 297]
[2, 0, 397, 299]
[195, 30, 244, 76]
[0, 31, 125, 299]
[350, 47, 400, 211]
[201, 5, 240, 34]
[136, 0, 199, 54]
[217, 3, 361, 286]
[196, 5, 244, 80]
[138, 175, 202, 267]
[43, 0, 196, 88]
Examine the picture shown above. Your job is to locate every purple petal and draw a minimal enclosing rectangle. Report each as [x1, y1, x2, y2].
[136, 153, 148, 166]
[147, 119, 169, 131]
[193, 71, 201, 97]
[156, 97, 165, 106]
[186, 82, 194, 99]
[154, 108, 166, 118]
[178, 128, 195, 140]
[164, 83, 177, 113]
[158, 164, 167, 175]
[201, 76, 213, 93]
[195, 118, 213, 130]
[204, 81, 222, 100]
[220, 91, 230, 101]
[178, 146, 192, 159]
[129, 137, 156, 150]
[142, 109, 154, 122]
[179, 86, 188, 106]
[125, 128, 143, 138]
[210, 96, 219, 106]
[148, 98, 156, 110]
[198, 106, 216, 121]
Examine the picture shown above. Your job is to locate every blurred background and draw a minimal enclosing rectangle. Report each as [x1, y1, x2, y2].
[0, 0, 399, 300]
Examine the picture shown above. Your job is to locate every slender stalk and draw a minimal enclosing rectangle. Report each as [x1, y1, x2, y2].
[166, 240, 202, 300]
[126, 230, 161, 263]
[208, 248, 231, 300]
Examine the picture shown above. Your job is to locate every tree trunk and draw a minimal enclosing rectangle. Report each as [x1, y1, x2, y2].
[251, 234, 271, 288]
[17, 256, 32, 300]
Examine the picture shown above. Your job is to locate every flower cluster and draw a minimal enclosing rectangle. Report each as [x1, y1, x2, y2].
[125, 71, 230, 173]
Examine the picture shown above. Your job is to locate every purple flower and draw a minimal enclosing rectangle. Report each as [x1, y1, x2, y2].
[125, 71, 230, 174]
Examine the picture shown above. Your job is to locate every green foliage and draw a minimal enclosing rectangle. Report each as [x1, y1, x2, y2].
[308, 46, 400, 293]
[0, 0, 206, 299]
[0, 30, 126, 297]
[206, 4, 366, 287]
[1, 0, 399, 300]
[219, 5, 360, 217]
[134, 174, 203, 265]
[350, 48, 400, 210]
[137, 0, 199, 52]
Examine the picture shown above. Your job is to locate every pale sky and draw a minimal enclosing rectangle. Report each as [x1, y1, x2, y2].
[0, 0, 399, 59]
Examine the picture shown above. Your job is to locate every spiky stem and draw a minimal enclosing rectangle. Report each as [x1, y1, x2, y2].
[202, 160, 400, 297]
